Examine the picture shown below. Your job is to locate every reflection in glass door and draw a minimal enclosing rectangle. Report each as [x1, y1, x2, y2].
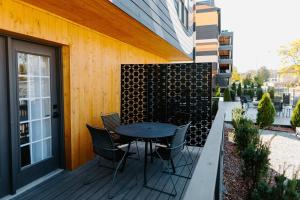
[18, 53, 53, 168]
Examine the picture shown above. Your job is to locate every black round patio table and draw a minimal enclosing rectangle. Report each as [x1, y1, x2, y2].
[115, 122, 177, 185]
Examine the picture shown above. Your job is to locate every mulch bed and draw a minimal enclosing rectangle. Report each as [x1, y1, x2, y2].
[266, 125, 295, 133]
[223, 127, 248, 200]
[223, 126, 283, 200]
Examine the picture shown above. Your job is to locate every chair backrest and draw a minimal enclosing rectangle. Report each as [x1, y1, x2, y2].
[170, 122, 191, 156]
[101, 113, 121, 132]
[86, 124, 116, 160]
[168, 112, 190, 126]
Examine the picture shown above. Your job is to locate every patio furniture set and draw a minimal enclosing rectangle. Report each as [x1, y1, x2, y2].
[86, 112, 193, 199]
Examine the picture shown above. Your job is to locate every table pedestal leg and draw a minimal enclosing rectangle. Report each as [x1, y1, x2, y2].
[144, 140, 148, 185]
[150, 140, 153, 163]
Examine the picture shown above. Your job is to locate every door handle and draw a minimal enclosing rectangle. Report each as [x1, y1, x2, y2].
[52, 112, 59, 118]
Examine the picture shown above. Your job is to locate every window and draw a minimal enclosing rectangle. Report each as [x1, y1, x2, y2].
[184, 7, 188, 28]
[178, 0, 183, 22]
[177, 0, 189, 30]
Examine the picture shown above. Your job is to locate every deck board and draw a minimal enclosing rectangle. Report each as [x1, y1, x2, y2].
[12, 142, 202, 200]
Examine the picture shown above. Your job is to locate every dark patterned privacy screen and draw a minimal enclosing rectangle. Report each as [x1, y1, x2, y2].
[121, 63, 212, 146]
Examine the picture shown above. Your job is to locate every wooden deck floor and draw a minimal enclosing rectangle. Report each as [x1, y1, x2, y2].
[12, 142, 202, 200]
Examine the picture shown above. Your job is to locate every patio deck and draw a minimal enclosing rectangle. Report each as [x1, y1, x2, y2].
[11, 142, 202, 200]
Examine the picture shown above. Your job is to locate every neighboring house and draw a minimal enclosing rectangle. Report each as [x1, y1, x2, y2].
[264, 69, 279, 87]
[0, 0, 194, 197]
[194, 1, 233, 89]
[279, 65, 300, 86]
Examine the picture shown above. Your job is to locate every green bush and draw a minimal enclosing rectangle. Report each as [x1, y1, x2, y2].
[257, 93, 276, 128]
[251, 175, 300, 200]
[249, 89, 255, 99]
[234, 118, 260, 153]
[237, 83, 242, 97]
[244, 89, 255, 99]
[212, 98, 219, 119]
[224, 87, 232, 102]
[215, 85, 221, 97]
[256, 87, 263, 101]
[250, 180, 272, 200]
[230, 89, 236, 101]
[268, 88, 275, 100]
[291, 99, 300, 129]
[232, 107, 245, 129]
[241, 142, 270, 187]
[231, 82, 237, 92]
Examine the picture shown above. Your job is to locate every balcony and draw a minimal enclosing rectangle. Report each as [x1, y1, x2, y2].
[220, 31, 233, 37]
[218, 45, 233, 51]
[216, 75, 230, 88]
[219, 69, 232, 74]
[219, 58, 233, 64]
[6, 63, 220, 200]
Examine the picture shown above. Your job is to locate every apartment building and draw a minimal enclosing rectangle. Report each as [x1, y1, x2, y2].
[0, 0, 194, 197]
[194, 1, 221, 89]
[194, 1, 233, 89]
[217, 30, 234, 88]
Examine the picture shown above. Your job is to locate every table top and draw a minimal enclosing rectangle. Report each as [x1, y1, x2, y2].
[115, 122, 177, 139]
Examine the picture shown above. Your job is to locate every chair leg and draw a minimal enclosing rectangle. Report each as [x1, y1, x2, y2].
[185, 145, 194, 164]
[144, 150, 177, 196]
[135, 140, 140, 160]
[120, 143, 131, 172]
[150, 141, 153, 163]
[170, 158, 176, 174]
[83, 158, 114, 185]
[181, 151, 193, 179]
[162, 147, 193, 179]
[108, 152, 128, 199]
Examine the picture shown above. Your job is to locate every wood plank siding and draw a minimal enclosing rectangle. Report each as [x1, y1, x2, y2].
[17, 0, 192, 61]
[0, 0, 172, 169]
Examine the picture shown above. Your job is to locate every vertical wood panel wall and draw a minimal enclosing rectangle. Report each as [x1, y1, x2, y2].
[0, 0, 167, 169]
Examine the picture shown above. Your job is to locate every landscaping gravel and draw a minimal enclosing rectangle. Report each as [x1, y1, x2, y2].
[260, 130, 300, 179]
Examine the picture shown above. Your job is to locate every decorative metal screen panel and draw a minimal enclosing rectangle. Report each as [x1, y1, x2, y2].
[121, 63, 212, 146]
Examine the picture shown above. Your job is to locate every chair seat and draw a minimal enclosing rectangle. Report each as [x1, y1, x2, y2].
[110, 131, 134, 144]
[94, 147, 125, 161]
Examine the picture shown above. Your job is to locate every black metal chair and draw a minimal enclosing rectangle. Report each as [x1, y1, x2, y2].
[145, 122, 192, 196]
[86, 124, 136, 199]
[165, 111, 193, 164]
[101, 113, 140, 159]
[168, 111, 190, 126]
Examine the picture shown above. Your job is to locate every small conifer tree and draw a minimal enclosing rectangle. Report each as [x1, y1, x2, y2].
[257, 93, 276, 128]
[291, 99, 300, 129]
[224, 87, 232, 102]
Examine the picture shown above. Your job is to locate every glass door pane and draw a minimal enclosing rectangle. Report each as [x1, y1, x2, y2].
[18, 53, 52, 168]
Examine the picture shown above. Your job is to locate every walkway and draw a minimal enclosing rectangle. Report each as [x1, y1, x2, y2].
[221, 100, 292, 126]
[260, 130, 300, 179]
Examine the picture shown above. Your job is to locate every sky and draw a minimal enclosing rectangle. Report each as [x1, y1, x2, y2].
[215, 0, 300, 73]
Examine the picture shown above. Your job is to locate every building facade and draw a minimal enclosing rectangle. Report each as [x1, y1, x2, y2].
[194, 1, 233, 89]
[217, 30, 234, 88]
[0, 0, 194, 197]
[194, 1, 221, 88]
